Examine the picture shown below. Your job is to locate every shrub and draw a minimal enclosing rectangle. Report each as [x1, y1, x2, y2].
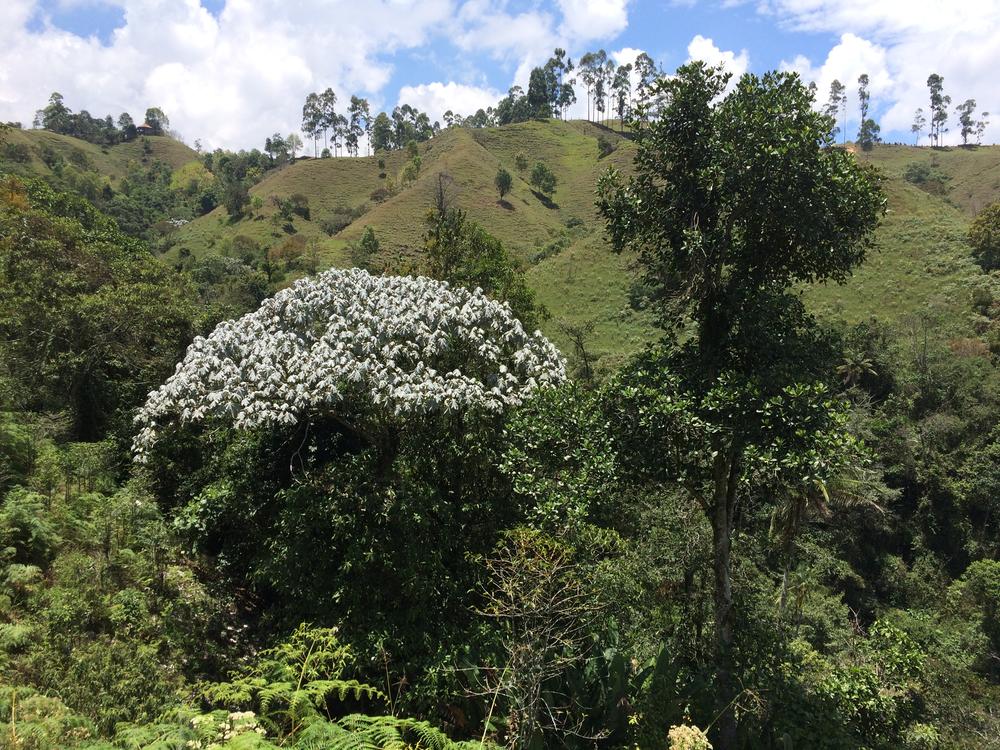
[288, 193, 310, 220]
[1, 142, 31, 163]
[530, 161, 557, 196]
[904, 161, 950, 195]
[969, 202, 1000, 271]
[597, 135, 616, 158]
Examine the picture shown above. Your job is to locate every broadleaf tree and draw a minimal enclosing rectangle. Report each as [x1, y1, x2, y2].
[597, 62, 885, 748]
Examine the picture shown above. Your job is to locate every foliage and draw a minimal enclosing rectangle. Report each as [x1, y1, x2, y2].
[134, 268, 564, 458]
[597, 61, 885, 747]
[0, 175, 196, 440]
[3, 72, 1000, 750]
[969, 201, 1000, 271]
[494, 166, 512, 200]
[422, 208, 546, 331]
[529, 162, 557, 197]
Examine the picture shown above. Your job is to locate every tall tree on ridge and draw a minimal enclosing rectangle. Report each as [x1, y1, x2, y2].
[144, 107, 169, 136]
[319, 87, 337, 151]
[633, 52, 659, 119]
[612, 62, 633, 132]
[927, 73, 950, 147]
[856, 74, 881, 151]
[348, 96, 369, 156]
[577, 51, 598, 121]
[911, 108, 926, 145]
[823, 79, 846, 143]
[302, 92, 323, 157]
[527, 67, 552, 119]
[956, 98, 977, 146]
[286, 133, 302, 161]
[975, 112, 990, 145]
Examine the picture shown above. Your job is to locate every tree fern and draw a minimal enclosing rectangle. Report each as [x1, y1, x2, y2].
[110, 626, 492, 750]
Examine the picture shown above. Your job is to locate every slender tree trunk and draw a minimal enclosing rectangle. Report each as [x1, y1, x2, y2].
[710, 446, 740, 750]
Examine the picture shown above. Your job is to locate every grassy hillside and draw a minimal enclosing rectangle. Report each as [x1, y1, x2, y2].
[166, 120, 650, 360]
[6, 121, 999, 367]
[0, 127, 198, 182]
[805, 144, 1000, 337]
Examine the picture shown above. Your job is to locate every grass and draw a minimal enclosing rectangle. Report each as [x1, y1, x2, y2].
[6, 123, 1000, 367]
[805, 145, 1000, 336]
[1, 128, 198, 183]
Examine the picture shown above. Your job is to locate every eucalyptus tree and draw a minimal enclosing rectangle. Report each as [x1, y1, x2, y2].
[558, 74, 577, 120]
[975, 112, 990, 144]
[823, 79, 846, 142]
[927, 73, 950, 146]
[956, 98, 977, 145]
[578, 50, 607, 121]
[301, 92, 323, 156]
[633, 53, 659, 118]
[319, 87, 337, 150]
[612, 63, 633, 131]
[286, 133, 303, 160]
[348, 96, 370, 156]
[856, 74, 881, 151]
[912, 108, 926, 145]
[598, 62, 885, 748]
[544, 48, 572, 118]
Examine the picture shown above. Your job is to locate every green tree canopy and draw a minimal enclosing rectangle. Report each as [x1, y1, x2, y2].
[495, 166, 512, 200]
[969, 201, 1000, 271]
[0, 175, 196, 440]
[597, 62, 885, 748]
[529, 161, 557, 197]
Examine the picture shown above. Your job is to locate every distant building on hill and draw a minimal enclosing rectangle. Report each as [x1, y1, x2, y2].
[136, 122, 155, 136]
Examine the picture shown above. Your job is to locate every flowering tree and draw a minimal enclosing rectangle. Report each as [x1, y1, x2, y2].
[134, 268, 565, 460]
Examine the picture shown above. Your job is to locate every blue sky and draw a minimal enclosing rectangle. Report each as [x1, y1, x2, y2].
[1, 1, 996, 149]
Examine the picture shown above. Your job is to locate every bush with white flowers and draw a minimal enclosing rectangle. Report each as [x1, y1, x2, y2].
[134, 268, 565, 460]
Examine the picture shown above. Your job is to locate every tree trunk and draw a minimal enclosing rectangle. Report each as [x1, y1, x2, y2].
[710, 447, 739, 750]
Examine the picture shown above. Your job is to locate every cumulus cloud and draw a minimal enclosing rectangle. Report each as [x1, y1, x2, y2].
[454, 0, 633, 93]
[686, 34, 749, 90]
[555, 0, 630, 42]
[767, 0, 999, 143]
[0, 0, 637, 149]
[0, 0, 453, 149]
[686, 34, 749, 78]
[397, 81, 501, 123]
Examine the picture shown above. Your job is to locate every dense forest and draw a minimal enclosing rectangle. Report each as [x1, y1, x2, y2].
[2, 60, 1000, 750]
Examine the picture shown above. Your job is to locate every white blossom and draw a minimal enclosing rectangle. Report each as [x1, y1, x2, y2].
[133, 268, 565, 460]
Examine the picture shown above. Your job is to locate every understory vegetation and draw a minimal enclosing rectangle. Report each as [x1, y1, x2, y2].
[1, 63, 1000, 750]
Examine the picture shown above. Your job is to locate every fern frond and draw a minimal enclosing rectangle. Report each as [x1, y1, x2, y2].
[309, 678, 386, 705]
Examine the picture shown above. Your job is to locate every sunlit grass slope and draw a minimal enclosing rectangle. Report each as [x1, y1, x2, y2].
[7, 121, 1000, 364]
[1, 128, 198, 181]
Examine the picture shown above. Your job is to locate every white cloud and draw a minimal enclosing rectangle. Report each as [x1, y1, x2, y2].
[397, 81, 501, 123]
[454, 0, 633, 96]
[766, 0, 999, 143]
[781, 32, 891, 109]
[556, 0, 630, 42]
[0, 0, 454, 149]
[0, 0, 639, 149]
[686, 34, 749, 87]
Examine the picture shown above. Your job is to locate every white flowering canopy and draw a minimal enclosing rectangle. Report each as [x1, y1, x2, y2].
[133, 268, 566, 460]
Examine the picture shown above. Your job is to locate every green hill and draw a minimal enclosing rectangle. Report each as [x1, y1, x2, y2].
[0, 127, 198, 182]
[805, 144, 1000, 338]
[166, 120, 651, 363]
[6, 122, 999, 368]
